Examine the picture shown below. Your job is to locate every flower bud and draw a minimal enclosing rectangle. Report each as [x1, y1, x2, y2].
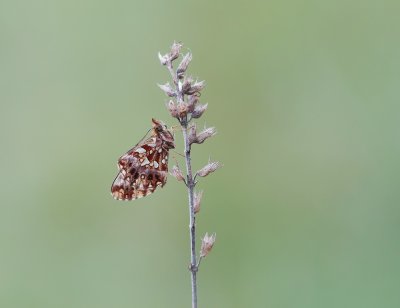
[158, 83, 176, 97]
[191, 103, 208, 118]
[197, 161, 221, 177]
[171, 165, 185, 181]
[200, 232, 216, 258]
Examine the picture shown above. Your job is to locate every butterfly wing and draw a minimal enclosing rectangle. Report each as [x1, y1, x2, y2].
[111, 168, 168, 200]
[111, 136, 171, 201]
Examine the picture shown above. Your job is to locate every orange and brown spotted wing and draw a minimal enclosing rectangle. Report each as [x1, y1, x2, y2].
[111, 137, 171, 201]
[111, 168, 168, 200]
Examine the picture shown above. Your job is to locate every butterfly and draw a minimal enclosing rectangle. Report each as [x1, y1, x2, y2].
[111, 118, 175, 201]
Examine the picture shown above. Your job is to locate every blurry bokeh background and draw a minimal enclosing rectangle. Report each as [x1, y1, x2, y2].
[1, 0, 400, 307]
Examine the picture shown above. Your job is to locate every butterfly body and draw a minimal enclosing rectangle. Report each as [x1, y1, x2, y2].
[111, 118, 175, 201]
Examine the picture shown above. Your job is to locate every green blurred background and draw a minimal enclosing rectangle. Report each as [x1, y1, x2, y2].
[1, 0, 400, 307]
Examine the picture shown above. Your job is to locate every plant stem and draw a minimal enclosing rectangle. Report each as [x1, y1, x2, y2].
[166, 58, 198, 308]
[181, 118, 198, 308]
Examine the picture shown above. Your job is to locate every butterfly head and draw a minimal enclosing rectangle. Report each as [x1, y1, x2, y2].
[151, 118, 175, 149]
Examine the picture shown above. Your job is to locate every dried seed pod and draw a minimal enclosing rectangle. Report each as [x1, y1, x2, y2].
[187, 95, 199, 113]
[158, 83, 176, 97]
[158, 52, 168, 65]
[193, 190, 203, 214]
[191, 103, 208, 119]
[166, 100, 179, 118]
[181, 76, 193, 94]
[177, 52, 192, 79]
[197, 161, 221, 177]
[186, 80, 205, 95]
[188, 123, 197, 145]
[171, 165, 185, 182]
[194, 127, 216, 144]
[200, 232, 216, 258]
[169, 42, 182, 62]
[177, 102, 188, 118]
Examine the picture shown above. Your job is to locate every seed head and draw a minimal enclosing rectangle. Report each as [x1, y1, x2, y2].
[200, 232, 216, 258]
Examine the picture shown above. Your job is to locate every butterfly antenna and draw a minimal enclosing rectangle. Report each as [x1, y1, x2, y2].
[172, 150, 185, 158]
[121, 128, 152, 156]
[171, 125, 184, 132]
[135, 128, 152, 146]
